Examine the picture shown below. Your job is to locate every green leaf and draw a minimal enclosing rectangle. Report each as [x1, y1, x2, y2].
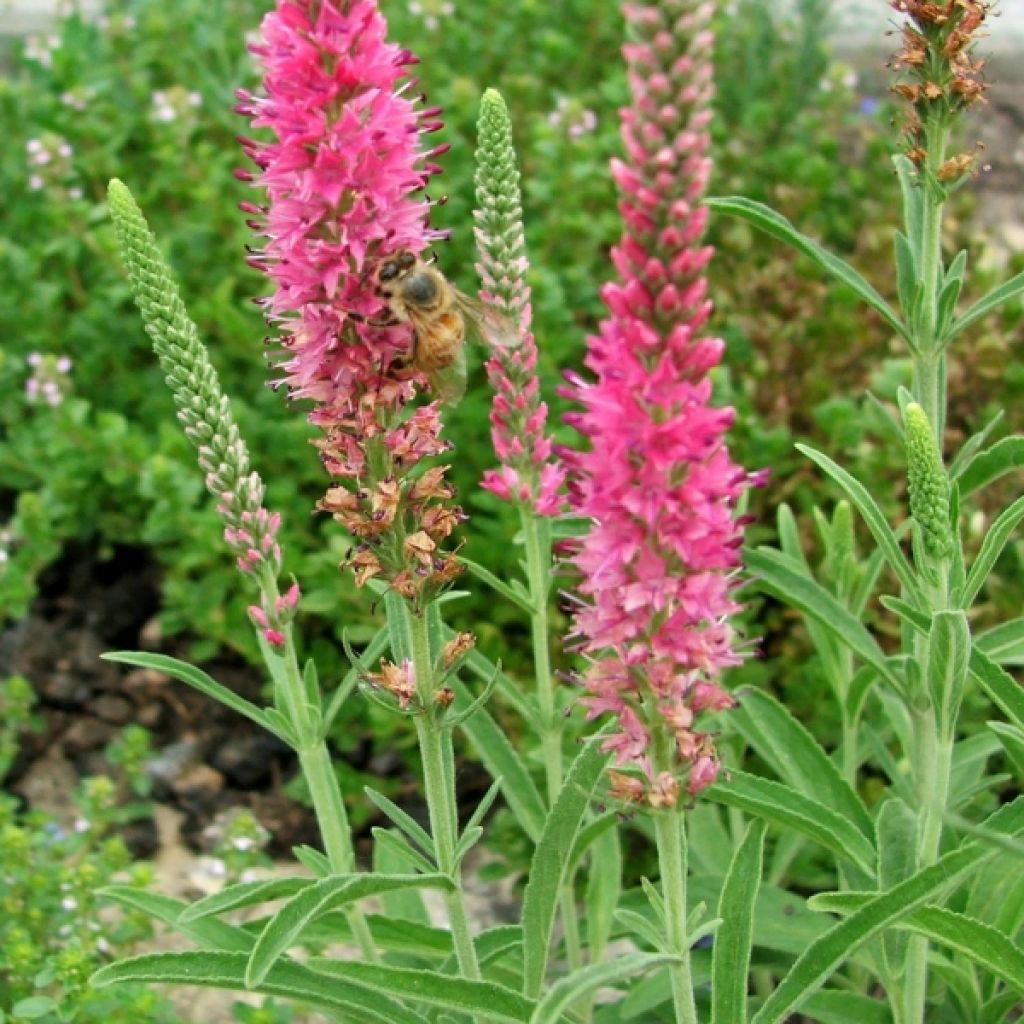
[794, 444, 922, 604]
[960, 494, 1024, 607]
[522, 731, 610, 998]
[529, 954, 677, 1024]
[958, 436, 1024, 498]
[706, 772, 875, 877]
[101, 651, 277, 739]
[805, 898, 1024, 996]
[751, 797, 1024, 1024]
[949, 410, 1004, 482]
[947, 269, 1024, 342]
[324, 625, 390, 733]
[745, 547, 902, 691]
[925, 610, 970, 731]
[180, 877, 312, 922]
[586, 826, 622, 966]
[730, 687, 872, 838]
[247, 873, 454, 987]
[975, 618, 1024, 666]
[91, 951, 422, 1024]
[372, 829, 432, 923]
[292, 845, 332, 878]
[987, 721, 1024, 779]
[894, 155, 923, 262]
[99, 886, 253, 952]
[970, 648, 1024, 731]
[460, 555, 534, 615]
[712, 820, 766, 1024]
[876, 797, 917, 973]
[936, 274, 962, 339]
[460, 644, 544, 735]
[800, 990, 892, 1024]
[894, 231, 917, 321]
[364, 786, 436, 861]
[569, 811, 620, 877]
[706, 196, 908, 340]
[11, 997, 57, 1020]
[310, 959, 536, 1022]
[452, 675, 547, 841]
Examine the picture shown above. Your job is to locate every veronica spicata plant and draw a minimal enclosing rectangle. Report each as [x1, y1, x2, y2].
[87, 1, 1024, 1023]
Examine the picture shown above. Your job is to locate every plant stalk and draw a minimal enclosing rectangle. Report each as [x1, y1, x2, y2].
[654, 805, 699, 1024]
[408, 609, 483, 984]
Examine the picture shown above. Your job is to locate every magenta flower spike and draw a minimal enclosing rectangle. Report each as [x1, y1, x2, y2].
[237, 0, 464, 605]
[565, 0, 757, 803]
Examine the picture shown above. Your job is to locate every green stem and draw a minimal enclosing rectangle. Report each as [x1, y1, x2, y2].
[521, 508, 585, 981]
[902, 706, 954, 1024]
[654, 807, 699, 1024]
[408, 610, 483, 984]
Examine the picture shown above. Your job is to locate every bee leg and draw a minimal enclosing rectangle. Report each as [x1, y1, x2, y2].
[349, 311, 400, 328]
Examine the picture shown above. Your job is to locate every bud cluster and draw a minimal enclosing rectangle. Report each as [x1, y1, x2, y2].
[474, 89, 566, 516]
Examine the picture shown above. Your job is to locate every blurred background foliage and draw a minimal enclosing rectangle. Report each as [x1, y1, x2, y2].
[0, 0, 1021, 796]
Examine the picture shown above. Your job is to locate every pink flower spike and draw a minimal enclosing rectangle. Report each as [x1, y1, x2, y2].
[564, 0, 759, 799]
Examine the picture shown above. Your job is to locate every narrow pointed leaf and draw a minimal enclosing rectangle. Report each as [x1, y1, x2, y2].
[949, 410, 1004, 481]
[712, 820, 766, 1024]
[947, 269, 1024, 342]
[970, 648, 1024, 730]
[459, 641, 544, 734]
[801, 991, 892, 1024]
[750, 798, 1024, 1024]
[961, 494, 1024, 606]
[364, 786, 435, 860]
[957, 435, 1024, 498]
[452, 675, 546, 841]
[988, 721, 1024, 779]
[180, 877, 312, 922]
[99, 886, 253, 952]
[745, 547, 901, 690]
[91, 951, 421, 1024]
[707, 772, 875, 877]
[459, 556, 534, 614]
[586, 827, 622, 967]
[102, 652, 274, 736]
[310, 959, 536, 1022]
[530, 954, 677, 1024]
[730, 688, 872, 837]
[794, 444, 921, 603]
[522, 731, 610, 997]
[247, 873, 454, 987]
[975, 618, 1024, 666]
[706, 196, 908, 339]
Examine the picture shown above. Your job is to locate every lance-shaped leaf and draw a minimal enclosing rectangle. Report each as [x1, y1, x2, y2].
[522, 731, 610, 997]
[750, 797, 1024, 1024]
[960, 494, 1024, 607]
[970, 648, 1024, 731]
[946, 269, 1024, 343]
[729, 687, 872, 838]
[745, 547, 902, 691]
[706, 772, 875, 877]
[246, 873, 454, 987]
[707, 197, 908, 340]
[712, 820, 767, 1024]
[957, 435, 1024, 498]
[92, 951, 422, 1024]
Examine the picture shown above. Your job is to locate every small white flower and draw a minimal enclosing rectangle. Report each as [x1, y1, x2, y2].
[56, 356, 72, 373]
[231, 836, 256, 852]
[188, 91, 202, 107]
[67, 187, 83, 201]
[28, 175, 45, 191]
[26, 352, 42, 367]
[62, 896, 79, 911]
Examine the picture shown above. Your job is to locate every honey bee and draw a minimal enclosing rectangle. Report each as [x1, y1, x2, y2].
[375, 250, 516, 403]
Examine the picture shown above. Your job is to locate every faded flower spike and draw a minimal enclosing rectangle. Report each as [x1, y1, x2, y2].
[237, 0, 465, 607]
[107, 180, 290, 616]
[890, 0, 989, 182]
[564, 0, 758, 803]
[474, 88, 566, 516]
[905, 401, 952, 561]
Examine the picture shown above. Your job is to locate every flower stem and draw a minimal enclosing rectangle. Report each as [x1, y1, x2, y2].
[408, 609, 482, 983]
[654, 806, 698, 1024]
[277, 632, 378, 962]
[902, 707, 953, 1024]
[520, 507, 586, 981]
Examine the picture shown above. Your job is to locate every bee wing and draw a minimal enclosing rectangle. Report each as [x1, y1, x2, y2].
[428, 343, 468, 405]
[453, 290, 521, 351]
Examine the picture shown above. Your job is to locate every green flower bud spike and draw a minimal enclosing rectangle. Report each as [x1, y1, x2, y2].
[905, 401, 952, 563]
[106, 179, 283, 588]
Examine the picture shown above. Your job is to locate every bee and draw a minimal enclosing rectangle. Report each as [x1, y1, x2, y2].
[375, 250, 516, 404]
